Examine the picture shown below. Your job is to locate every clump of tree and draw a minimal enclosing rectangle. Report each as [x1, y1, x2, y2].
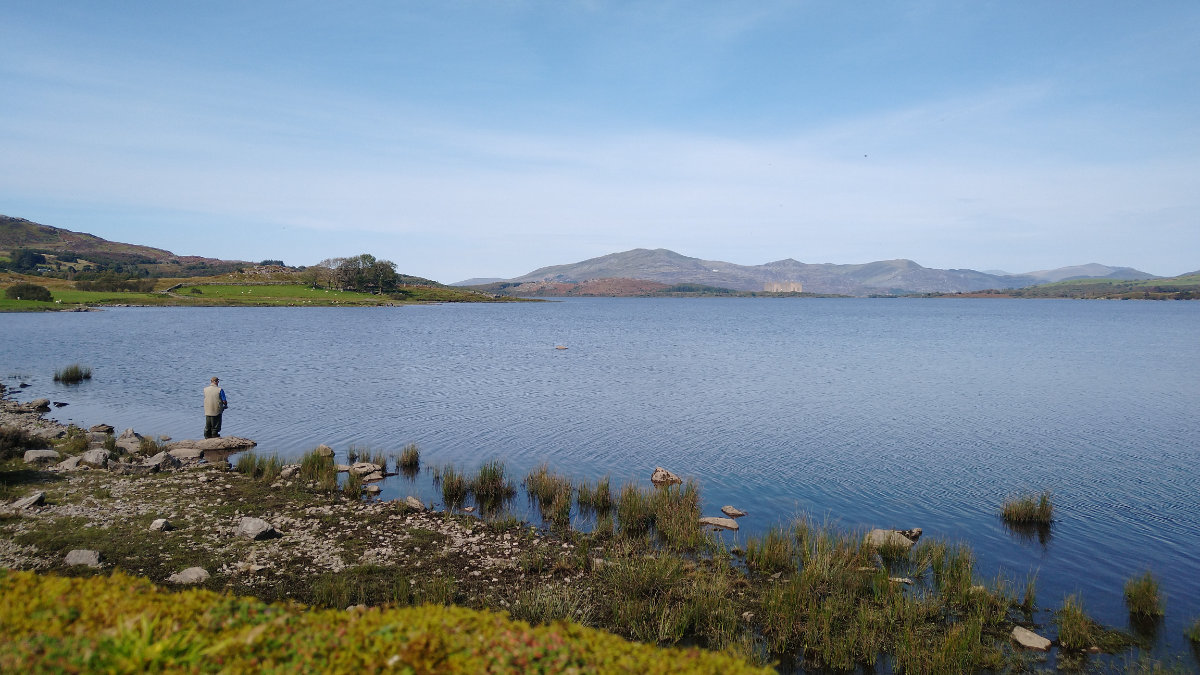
[303, 254, 405, 294]
[259, 259, 285, 266]
[4, 283, 53, 302]
[74, 272, 156, 293]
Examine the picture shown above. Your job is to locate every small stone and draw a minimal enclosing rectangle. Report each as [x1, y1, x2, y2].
[721, 505, 747, 518]
[463, 506, 476, 513]
[405, 496, 424, 510]
[742, 612, 755, 622]
[699, 516, 739, 530]
[889, 577, 915, 585]
[65, 549, 101, 567]
[168, 567, 210, 584]
[364, 484, 381, 494]
[90, 424, 115, 434]
[236, 517, 277, 540]
[23, 449, 60, 464]
[30, 398, 51, 411]
[1011, 626, 1051, 651]
[150, 518, 172, 531]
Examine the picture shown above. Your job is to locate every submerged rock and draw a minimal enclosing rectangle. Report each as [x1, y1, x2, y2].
[721, 505, 747, 518]
[699, 516, 739, 531]
[1011, 626, 1051, 651]
[865, 528, 922, 552]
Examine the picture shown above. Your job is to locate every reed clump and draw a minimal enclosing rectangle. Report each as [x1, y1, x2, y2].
[651, 480, 704, 552]
[1124, 571, 1165, 618]
[438, 465, 467, 509]
[53, 363, 92, 384]
[576, 475, 612, 515]
[470, 459, 516, 509]
[298, 448, 338, 491]
[234, 451, 283, 483]
[342, 471, 363, 499]
[1188, 618, 1200, 643]
[398, 443, 420, 470]
[744, 524, 797, 575]
[1001, 490, 1053, 525]
[615, 483, 655, 539]
[524, 464, 573, 525]
[1055, 594, 1134, 652]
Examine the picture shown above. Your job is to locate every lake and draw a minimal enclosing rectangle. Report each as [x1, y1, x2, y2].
[3, 298, 1199, 657]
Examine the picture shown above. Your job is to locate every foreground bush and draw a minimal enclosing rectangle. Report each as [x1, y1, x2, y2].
[0, 570, 772, 674]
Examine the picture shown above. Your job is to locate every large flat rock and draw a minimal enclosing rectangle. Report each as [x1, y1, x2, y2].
[166, 437, 256, 452]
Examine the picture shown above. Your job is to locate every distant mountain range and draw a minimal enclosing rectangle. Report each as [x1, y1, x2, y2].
[457, 248, 1157, 296]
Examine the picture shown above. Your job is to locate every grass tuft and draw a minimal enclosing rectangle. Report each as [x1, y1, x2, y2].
[234, 451, 283, 483]
[438, 465, 468, 509]
[53, 363, 92, 384]
[469, 459, 516, 511]
[298, 449, 338, 491]
[1001, 490, 1053, 525]
[576, 475, 612, 515]
[1124, 571, 1165, 618]
[398, 443, 420, 471]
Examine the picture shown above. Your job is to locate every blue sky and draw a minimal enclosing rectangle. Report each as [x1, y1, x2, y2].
[2, 1, 1198, 282]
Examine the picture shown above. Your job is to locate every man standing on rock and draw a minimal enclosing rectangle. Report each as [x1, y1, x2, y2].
[203, 377, 228, 439]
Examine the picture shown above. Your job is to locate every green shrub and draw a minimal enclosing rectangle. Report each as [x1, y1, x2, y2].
[53, 363, 92, 384]
[0, 570, 773, 674]
[1001, 491, 1053, 525]
[1, 425, 47, 460]
[4, 283, 52, 302]
[1124, 571, 1165, 618]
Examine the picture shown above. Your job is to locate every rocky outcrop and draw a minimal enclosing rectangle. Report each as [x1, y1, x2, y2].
[650, 467, 682, 486]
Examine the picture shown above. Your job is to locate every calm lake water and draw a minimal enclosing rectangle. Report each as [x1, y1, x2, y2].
[3, 298, 1199, 658]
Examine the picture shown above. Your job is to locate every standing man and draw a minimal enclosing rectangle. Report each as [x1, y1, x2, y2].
[203, 377, 228, 439]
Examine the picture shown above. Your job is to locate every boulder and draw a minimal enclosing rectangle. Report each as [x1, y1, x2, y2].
[109, 462, 153, 476]
[65, 549, 101, 568]
[721, 505, 747, 518]
[150, 518, 172, 531]
[168, 567, 210, 584]
[364, 484, 381, 495]
[89, 424, 115, 434]
[280, 465, 299, 479]
[168, 447, 204, 460]
[9, 491, 46, 509]
[650, 466, 682, 486]
[143, 451, 182, 472]
[865, 529, 922, 552]
[30, 398, 51, 411]
[23, 449, 60, 464]
[405, 496, 424, 510]
[54, 455, 84, 471]
[361, 471, 384, 482]
[315, 444, 334, 458]
[237, 517, 277, 540]
[1011, 626, 1051, 651]
[699, 516, 739, 531]
[80, 449, 111, 468]
[115, 428, 144, 453]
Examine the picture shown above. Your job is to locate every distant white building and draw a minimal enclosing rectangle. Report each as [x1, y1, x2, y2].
[764, 281, 803, 293]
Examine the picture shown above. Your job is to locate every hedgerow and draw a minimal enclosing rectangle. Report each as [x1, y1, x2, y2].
[0, 570, 773, 674]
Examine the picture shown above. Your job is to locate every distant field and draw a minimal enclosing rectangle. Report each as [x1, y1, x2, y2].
[1, 275, 522, 311]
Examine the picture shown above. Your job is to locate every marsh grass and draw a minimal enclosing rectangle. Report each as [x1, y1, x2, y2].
[369, 450, 388, 472]
[346, 445, 362, 463]
[298, 449, 338, 491]
[1056, 594, 1135, 652]
[310, 565, 412, 609]
[651, 480, 704, 551]
[745, 524, 797, 575]
[1125, 571, 1165, 618]
[524, 464, 573, 525]
[576, 475, 612, 515]
[1001, 490, 1053, 525]
[53, 363, 92, 384]
[234, 452, 283, 483]
[614, 483, 656, 539]
[1187, 619, 1200, 643]
[470, 459, 516, 512]
[438, 465, 467, 509]
[509, 585, 592, 626]
[342, 471, 363, 499]
[398, 443, 420, 476]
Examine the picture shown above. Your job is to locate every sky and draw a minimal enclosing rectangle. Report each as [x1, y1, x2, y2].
[2, 1, 1198, 282]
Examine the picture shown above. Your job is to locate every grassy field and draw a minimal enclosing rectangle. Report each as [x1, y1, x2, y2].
[0, 273, 525, 310]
